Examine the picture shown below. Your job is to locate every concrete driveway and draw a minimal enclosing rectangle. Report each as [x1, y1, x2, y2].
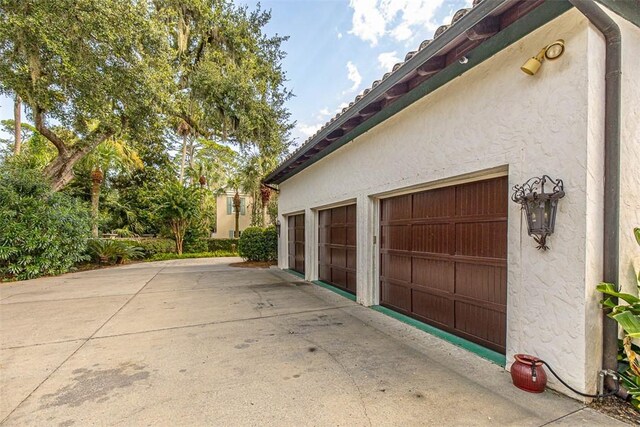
[0, 259, 627, 426]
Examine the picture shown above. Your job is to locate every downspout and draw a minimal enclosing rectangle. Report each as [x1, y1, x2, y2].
[567, 0, 624, 397]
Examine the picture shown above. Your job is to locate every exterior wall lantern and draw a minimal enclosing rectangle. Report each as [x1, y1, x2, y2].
[276, 220, 281, 237]
[511, 175, 565, 250]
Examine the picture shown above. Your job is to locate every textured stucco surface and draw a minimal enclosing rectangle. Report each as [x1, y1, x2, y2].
[612, 8, 640, 294]
[275, 8, 629, 399]
[211, 191, 253, 238]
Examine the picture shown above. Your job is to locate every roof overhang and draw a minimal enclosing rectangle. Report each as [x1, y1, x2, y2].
[265, 0, 577, 185]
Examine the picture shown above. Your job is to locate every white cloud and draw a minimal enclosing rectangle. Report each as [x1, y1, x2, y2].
[319, 107, 331, 117]
[337, 32, 343, 39]
[348, 0, 449, 46]
[335, 102, 350, 114]
[378, 51, 401, 71]
[345, 61, 362, 93]
[297, 122, 323, 138]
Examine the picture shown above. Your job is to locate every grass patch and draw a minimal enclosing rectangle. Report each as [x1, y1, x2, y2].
[149, 251, 238, 261]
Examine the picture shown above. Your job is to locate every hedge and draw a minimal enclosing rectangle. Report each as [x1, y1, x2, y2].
[238, 227, 277, 262]
[206, 238, 239, 253]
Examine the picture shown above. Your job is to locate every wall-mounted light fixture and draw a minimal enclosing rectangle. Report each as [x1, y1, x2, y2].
[511, 175, 565, 250]
[276, 220, 281, 237]
[521, 39, 565, 75]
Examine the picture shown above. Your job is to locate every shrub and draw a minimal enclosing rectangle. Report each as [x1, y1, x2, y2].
[87, 239, 144, 264]
[238, 227, 266, 261]
[0, 164, 91, 280]
[238, 227, 277, 262]
[263, 226, 278, 261]
[119, 238, 175, 258]
[206, 238, 239, 253]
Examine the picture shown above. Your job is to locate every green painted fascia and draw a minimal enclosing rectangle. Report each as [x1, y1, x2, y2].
[371, 305, 506, 366]
[312, 280, 357, 301]
[273, 1, 573, 184]
[597, 0, 640, 28]
[284, 269, 305, 279]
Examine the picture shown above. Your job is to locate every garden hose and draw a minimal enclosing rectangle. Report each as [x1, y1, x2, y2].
[538, 359, 620, 398]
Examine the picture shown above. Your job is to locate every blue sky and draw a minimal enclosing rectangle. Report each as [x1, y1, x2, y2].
[0, 0, 472, 148]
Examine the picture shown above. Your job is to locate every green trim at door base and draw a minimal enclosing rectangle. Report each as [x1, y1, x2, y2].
[371, 305, 506, 366]
[312, 280, 357, 301]
[284, 269, 305, 279]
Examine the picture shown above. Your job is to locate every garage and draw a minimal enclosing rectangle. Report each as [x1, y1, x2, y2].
[379, 177, 508, 353]
[288, 214, 305, 274]
[318, 204, 357, 295]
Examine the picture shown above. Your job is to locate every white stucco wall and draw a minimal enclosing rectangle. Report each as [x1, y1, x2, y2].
[275, 8, 640, 398]
[612, 10, 640, 294]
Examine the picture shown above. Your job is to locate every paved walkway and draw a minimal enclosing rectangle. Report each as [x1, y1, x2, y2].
[0, 259, 627, 426]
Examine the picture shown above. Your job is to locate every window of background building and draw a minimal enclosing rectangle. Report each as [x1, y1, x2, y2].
[226, 196, 246, 215]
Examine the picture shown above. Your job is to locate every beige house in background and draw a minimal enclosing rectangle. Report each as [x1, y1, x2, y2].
[211, 190, 253, 239]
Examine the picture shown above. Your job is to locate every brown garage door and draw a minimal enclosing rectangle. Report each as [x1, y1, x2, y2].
[318, 204, 357, 294]
[380, 177, 508, 353]
[288, 214, 305, 274]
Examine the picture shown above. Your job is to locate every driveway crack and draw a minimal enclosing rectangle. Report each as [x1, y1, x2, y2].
[0, 266, 166, 425]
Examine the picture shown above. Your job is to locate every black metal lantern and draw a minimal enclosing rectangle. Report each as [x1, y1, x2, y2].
[276, 220, 281, 237]
[511, 175, 565, 251]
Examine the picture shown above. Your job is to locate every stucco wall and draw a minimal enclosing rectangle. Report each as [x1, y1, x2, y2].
[277, 9, 619, 397]
[211, 192, 253, 238]
[612, 10, 640, 294]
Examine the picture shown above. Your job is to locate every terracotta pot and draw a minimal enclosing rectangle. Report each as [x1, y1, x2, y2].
[511, 354, 547, 393]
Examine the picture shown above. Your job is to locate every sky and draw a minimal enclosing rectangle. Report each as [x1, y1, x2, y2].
[0, 0, 472, 148]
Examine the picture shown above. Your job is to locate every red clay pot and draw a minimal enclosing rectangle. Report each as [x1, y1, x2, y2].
[511, 354, 547, 393]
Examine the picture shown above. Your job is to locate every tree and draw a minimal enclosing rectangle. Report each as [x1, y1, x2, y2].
[163, 0, 294, 161]
[13, 95, 20, 155]
[155, 181, 202, 254]
[0, 0, 173, 190]
[78, 138, 144, 237]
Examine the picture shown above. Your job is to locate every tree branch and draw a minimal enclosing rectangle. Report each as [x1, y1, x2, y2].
[34, 108, 68, 155]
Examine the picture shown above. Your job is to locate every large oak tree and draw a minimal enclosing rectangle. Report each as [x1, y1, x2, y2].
[0, 0, 292, 191]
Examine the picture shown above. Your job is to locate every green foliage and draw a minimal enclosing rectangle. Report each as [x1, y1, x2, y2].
[155, 182, 203, 254]
[119, 238, 175, 258]
[87, 239, 144, 265]
[206, 238, 239, 253]
[149, 251, 236, 261]
[238, 226, 277, 262]
[183, 231, 209, 253]
[597, 228, 640, 409]
[263, 226, 278, 261]
[0, 162, 90, 280]
[238, 227, 266, 261]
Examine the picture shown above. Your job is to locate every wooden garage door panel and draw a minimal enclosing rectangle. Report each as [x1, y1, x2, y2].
[346, 248, 357, 270]
[413, 187, 455, 218]
[412, 224, 452, 254]
[380, 176, 508, 353]
[331, 247, 347, 268]
[455, 301, 506, 351]
[382, 194, 411, 221]
[319, 204, 357, 295]
[456, 222, 507, 259]
[382, 225, 411, 250]
[381, 281, 411, 311]
[331, 227, 347, 245]
[288, 214, 305, 274]
[382, 254, 411, 283]
[412, 258, 454, 292]
[412, 289, 454, 328]
[456, 263, 507, 305]
[456, 179, 508, 217]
